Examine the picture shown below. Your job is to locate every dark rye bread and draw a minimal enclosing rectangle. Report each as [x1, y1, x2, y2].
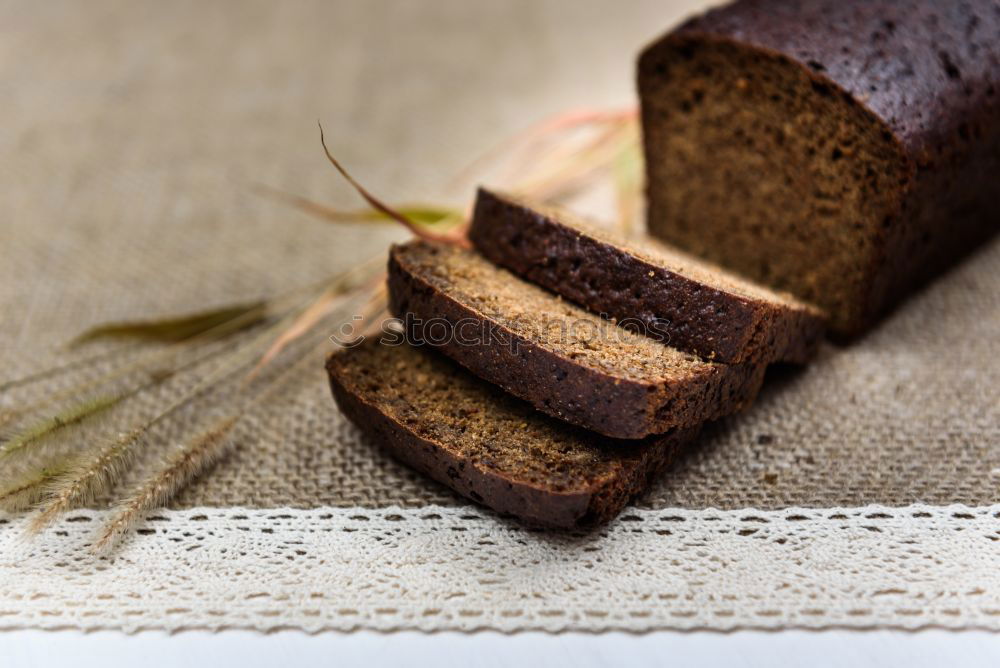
[387, 240, 766, 439]
[639, 0, 1000, 336]
[326, 341, 699, 528]
[469, 187, 825, 364]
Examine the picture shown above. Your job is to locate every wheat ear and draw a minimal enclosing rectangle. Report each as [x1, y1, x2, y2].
[0, 466, 65, 512]
[93, 416, 239, 551]
[0, 394, 123, 460]
[28, 428, 144, 533]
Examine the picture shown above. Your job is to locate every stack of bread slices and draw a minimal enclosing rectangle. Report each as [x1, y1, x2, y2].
[326, 188, 825, 527]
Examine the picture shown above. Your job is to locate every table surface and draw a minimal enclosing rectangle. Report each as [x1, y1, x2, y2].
[4, 629, 1000, 668]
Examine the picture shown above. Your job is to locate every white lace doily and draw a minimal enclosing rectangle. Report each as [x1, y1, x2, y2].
[3, 503, 999, 633]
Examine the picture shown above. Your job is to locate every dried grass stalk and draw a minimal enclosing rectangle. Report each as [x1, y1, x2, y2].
[0, 465, 65, 512]
[448, 107, 637, 191]
[70, 302, 269, 346]
[29, 428, 145, 533]
[252, 183, 462, 227]
[0, 394, 123, 459]
[94, 416, 239, 551]
[318, 122, 470, 246]
[0, 408, 22, 436]
[247, 263, 385, 380]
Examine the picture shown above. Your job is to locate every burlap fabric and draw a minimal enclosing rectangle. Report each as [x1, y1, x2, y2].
[1, 0, 998, 632]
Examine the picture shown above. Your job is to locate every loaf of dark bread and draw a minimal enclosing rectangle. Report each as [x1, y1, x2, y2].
[326, 340, 699, 528]
[469, 187, 825, 364]
[387, 240, 766, 439]
[639, 0, 1000, 336]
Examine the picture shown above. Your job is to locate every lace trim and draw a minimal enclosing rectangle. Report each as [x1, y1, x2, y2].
[3, 504, 999, 632]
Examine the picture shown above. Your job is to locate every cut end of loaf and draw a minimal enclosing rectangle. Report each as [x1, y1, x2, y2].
[639, 33, 912, 335]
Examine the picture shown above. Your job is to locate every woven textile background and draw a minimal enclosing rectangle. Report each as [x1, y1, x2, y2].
[1, 0, 998, 632]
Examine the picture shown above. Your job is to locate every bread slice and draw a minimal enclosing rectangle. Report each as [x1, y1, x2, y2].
[638, 0, 1000, 336]
[387, 240, 766, 439]
[326, 340, 699, 528]
[469, 188, 825, 364]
